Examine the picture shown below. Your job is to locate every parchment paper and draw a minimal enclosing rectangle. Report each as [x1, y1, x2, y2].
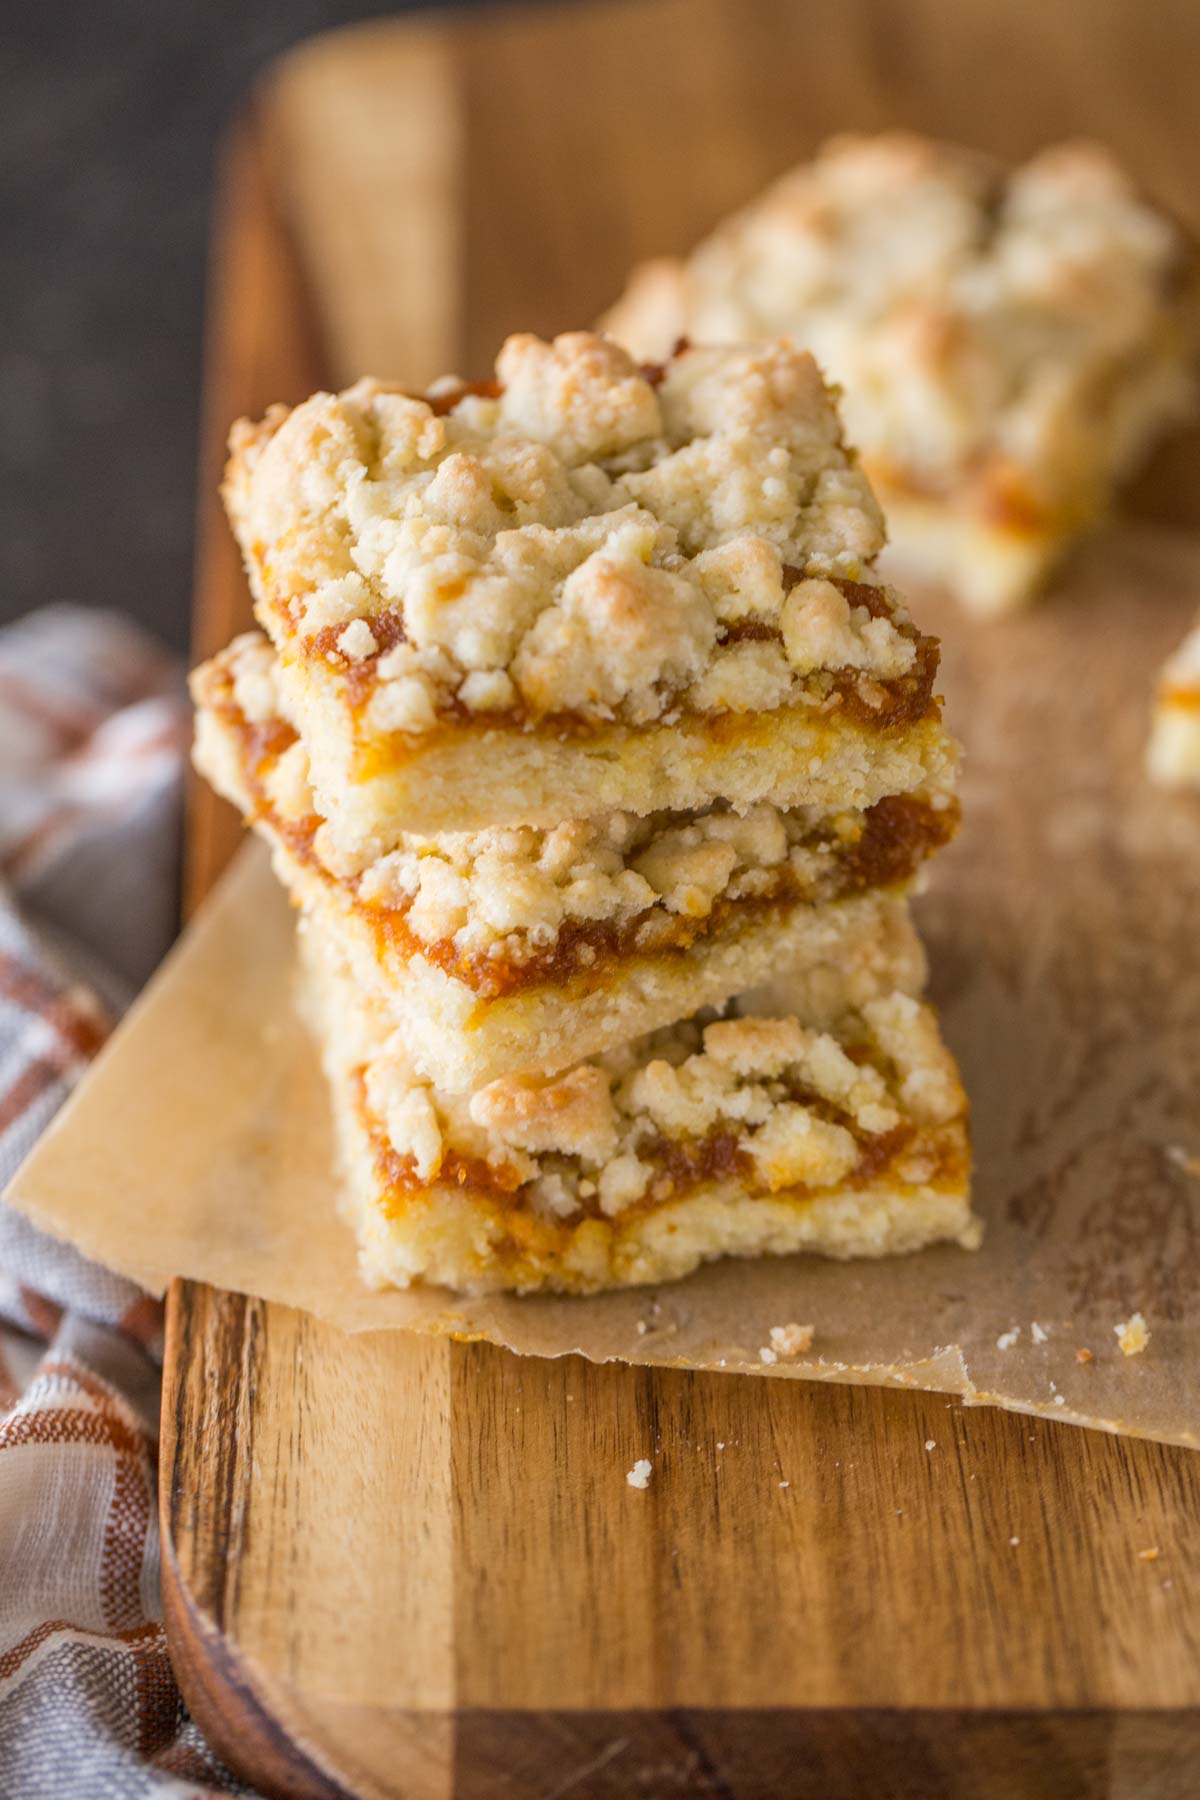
[6, 530, 1200, 1447]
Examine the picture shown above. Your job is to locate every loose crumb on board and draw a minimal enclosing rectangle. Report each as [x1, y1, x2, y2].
[996, 1328, 1020, 1351]
[1166, 1144, 1200, 1177]
[1138, 1547, 1160, 1563]
[925, 1440, 937, 1452]
[758, 1347, 778, 1365]
[1009, 1536, 1020, 1547]
[769, 1323, 815, 1358]
[626, 1459, 653, 1490]
[1031, 1322, 1049, 1345]
[1075, 1348, 1094, 1364]
[1115, 1312, 1150, 1357]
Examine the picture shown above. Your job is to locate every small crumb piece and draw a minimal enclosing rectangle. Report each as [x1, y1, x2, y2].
[626, 1459, 652, 1490]
[769, 1322, 815, 1358]
[336, 619, 379, 660]
[1075, 1348, 1094, 1364]
[1166, 1145, 1200, 1176]
[996, 1328, 1020, 1351]
[1053, 1395, 1066, 1407]
[716, 1441, 725, 1450]
[1031, 1322, 1049, 1345]
[925, 1439, 937, 1452]
[1116, 1312, 1150, 1357]
[1009, 1536, 1020, 1547]
[1138, 1547, 1160, 1563]
[635, 1320, 648, 1336]
[778, 1480, 790, 1490]
[759, 1346, 778, 1365]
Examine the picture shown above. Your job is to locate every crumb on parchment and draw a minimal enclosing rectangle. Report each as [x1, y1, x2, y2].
[626, 1458, 653, 1489]
[1115, 1312, 1150, 1357]
[769, 1322, 816, 1358]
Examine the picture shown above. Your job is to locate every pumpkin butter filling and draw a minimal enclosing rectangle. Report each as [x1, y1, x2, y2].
[344, 987, 971, 1233]
[195, 633, 958, 1003]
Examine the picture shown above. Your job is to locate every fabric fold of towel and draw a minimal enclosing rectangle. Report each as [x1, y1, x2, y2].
[0, 606, 255, 1798]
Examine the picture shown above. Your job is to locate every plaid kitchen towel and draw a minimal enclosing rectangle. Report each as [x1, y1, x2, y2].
[0, 607, 256, 1798]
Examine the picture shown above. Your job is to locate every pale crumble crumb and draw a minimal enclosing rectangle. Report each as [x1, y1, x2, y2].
[924, 1439, 937, 1452]
[759, 1346, 779, 1365]
[626, 1458, 653, 1489]
[1030, 1321, 1049, 1345]
[1166, 1144, 1200, 1176]
[1053, 1395, 1066, 1407]
[1116, 1312, 1150, 1357]
[337, 619, 379, 661]
[1076, 1348, 1094, 1364]
[1009, 1536, 1020, 1547]
[635, 1320, 648, 1336]
[769, 1322, 816, 1358]
[778, 1480, 790, 1489]
[996, 1328, 1020, 1351]
[1138, 1546, 1160, 1563]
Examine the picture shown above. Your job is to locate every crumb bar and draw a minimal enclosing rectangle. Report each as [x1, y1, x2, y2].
[223, 332, 955, 848]
[604, 136, 1199, 615]
[194, 632, 949, 1087]
[302, 928, 977, 1296]
[1147, 611, 1200, 787]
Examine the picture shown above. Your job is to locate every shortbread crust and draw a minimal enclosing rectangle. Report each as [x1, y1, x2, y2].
[223, 332, 953, 843]
[194, 632, 948, 1086]
[604, 136, 1199, 615]
[1147, 611, 1200, 787]
[302, 931, 977, 1295]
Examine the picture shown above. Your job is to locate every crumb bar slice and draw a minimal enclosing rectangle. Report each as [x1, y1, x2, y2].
[195, 632, 950, 1088]
[301, 928, 977, 1296]
[1147, 611, 1200, 787]
[222, 332, 955, 849]
[604, 136, 1199, 615]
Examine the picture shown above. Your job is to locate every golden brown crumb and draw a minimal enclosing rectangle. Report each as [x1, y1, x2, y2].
[1137, 1547, 1160, 1563]
[1115, 1312, 1150, 1357]
[1075, 1347, 1094, 1364]
[769, 1322, 816, 1358]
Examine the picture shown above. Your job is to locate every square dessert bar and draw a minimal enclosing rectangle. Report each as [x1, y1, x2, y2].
[1147, 612, 1200, 787]
[223, 332, 955, 852]
[604, 135, 1199, 615]
[194, 632, 951, 1088]
[301, 928, 977, 1296]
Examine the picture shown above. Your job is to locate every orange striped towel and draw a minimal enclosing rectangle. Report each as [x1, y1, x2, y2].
[0, 607, 252, 1795]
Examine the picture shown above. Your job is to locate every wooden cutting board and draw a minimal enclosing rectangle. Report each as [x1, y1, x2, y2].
[165, 4, 1200, 1794]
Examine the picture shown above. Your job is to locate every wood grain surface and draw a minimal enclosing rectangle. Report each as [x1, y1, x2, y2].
[164, 4, 1200, 1795]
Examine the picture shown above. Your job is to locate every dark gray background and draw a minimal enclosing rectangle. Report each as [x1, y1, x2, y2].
[1, 0, 484, 653]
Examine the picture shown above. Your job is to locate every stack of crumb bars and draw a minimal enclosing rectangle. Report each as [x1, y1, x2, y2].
[192, 331, 978, 1295]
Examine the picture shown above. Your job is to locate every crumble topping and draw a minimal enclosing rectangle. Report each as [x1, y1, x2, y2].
[223, 333, 933, 736]
[1115, 1312, 1150, 1357]
[359, 990, 967, 1225]
[1156, 611, 1200, 702]
[197, 633, 956, 995]
[768, 1322, 815, 1357]
[605, 135, 1196, 515]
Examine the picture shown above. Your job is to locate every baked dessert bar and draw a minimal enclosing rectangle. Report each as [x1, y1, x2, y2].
[223, 332, 954, 851]
[301, 927, 977, 1296]
[1147, 611, 1200, 787]
[604, 135, 1199, 615]
[194, 631, 950, 1088]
